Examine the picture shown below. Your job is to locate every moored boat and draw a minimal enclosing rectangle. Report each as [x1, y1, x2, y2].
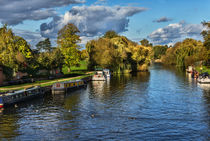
[197, 72, 210, 84]
[92, 71, 106, 81]
[0, 86, 44, 108]
[197, 77, 210, 84]
[51, 79, 86, 94]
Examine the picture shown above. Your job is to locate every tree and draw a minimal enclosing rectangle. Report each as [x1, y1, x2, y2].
[201, 21, 210, 65]
[57, 23, 81, 72]
[37, 48, 63, 74]
[161, 38, 206, 68]
[140, 39, 153, 47]
[153, 45, 168, 59]
[104, 30, 118, 39]
[36, 38, 52, 52]
[175, 38, 204, 68]
[201, 21, 210, 50]
[0, 25, 33, 77]
[86, 35, 152, 73]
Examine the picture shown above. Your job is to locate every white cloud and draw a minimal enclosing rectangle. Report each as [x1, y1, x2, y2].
[148, 21, 204, 45]
[0, 0, 85, 25]
[40, 5, 147, 40]
[14, 29, 45, 48]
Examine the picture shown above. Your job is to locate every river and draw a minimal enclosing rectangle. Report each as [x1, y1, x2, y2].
[0, 64, 210, 140]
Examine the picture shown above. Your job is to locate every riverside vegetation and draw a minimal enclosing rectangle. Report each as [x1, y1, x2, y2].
[0, 21, 209, 83]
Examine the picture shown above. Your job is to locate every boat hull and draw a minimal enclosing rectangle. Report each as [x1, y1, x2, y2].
[52, 80, 86, 94]
[197, 78, 210, 84]
[0, 87, 45, 108]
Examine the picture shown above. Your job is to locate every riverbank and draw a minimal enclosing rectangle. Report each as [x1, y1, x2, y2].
[0, 72, 93, 92]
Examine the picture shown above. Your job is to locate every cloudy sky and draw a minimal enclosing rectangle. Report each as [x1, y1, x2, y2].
[0, 0, 209, 47]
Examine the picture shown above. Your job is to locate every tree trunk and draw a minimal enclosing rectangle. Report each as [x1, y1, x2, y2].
[68, 68, 71, 72]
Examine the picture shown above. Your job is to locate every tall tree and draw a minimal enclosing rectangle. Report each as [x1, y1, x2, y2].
[0, 25, 33, 76]
[201, 21, 210, 50]
[201, 21, 210, 65]
[36, 38, 52, 52]
[57, 23, 81, 72]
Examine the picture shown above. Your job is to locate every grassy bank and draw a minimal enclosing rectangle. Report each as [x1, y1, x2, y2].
[0, 72, 93, 92]
[62, 61, 88, 74]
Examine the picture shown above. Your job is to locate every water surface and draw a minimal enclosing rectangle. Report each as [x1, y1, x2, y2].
[0, 64, 210, 140]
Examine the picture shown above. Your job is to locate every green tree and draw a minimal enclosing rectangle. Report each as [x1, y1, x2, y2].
[153, 45, 168, 59]
[201, 21, 210, 65]
[86, 35, 152, 73]
[175, 38, 204, 68]
[57, 23, 81, 72]
[0, 25, 33, 78]
[37, 48, 63, 74]
[36, 38, 52, 52]
[104, 30, 118, 39]
[140, 39, 153, 47]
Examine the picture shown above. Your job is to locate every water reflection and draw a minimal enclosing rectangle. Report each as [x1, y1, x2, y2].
[0, 109, 20, 139]
[0, 64, 210, 140]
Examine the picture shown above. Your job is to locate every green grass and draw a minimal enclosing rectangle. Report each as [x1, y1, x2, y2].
[0, 73, 93, 92]
[0, 60, 91, 92]
[62, 60, 88, 74]
[195, 66, 210, 74]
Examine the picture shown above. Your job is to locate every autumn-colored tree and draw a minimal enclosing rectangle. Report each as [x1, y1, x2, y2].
[86, 34, 152, 73]
[57, 23, 81, 72]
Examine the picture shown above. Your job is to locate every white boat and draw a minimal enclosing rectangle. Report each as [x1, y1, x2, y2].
[92, 71, 106, 81]
[197, 77, 210, 84]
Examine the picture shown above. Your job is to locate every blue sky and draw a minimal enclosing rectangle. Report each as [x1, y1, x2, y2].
[0, 0, 209, 47]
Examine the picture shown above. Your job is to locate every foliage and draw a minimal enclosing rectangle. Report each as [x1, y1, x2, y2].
[162, 38, 207, 68]
[201, 21, 210, 65]
[0, 25, 33, 76]
[37, 48, 64, 72]
[57, 23, 81, 71]
[103, 30, 119, 39]
[80, 49, 89, 61]
[36, 38, 52, 52]
[153, 45, 168, 59]
[86, 35, 152, 73]
[140, 39, 153, 47]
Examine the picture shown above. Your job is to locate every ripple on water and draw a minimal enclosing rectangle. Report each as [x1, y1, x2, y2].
[0, 64, 210, 140]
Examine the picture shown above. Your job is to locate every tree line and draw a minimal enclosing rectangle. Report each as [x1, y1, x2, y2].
[152, 21, 209, 69]
[0, 23, 81, 80]
[86, 31, 152, 73]
[0, 21, 209, 80]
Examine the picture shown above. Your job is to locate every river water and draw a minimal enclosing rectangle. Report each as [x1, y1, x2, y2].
[0, 64, 210, 140]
